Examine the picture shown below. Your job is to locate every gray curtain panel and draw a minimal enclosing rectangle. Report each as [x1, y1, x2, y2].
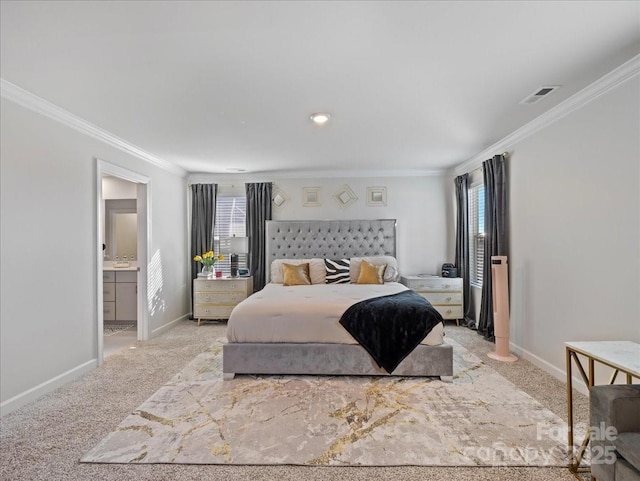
[477, 154, 509, 341]
[246, 182, 272, 292]
[454, 173, 476, 329]
[190, 183, 217, 282]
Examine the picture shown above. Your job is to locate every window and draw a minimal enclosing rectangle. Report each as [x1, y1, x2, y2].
[469, 184, 485, 286]
[214, 187, 246, 277]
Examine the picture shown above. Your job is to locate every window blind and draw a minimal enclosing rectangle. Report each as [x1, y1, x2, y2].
[214, 188, 247, 277]
[469, 184, 485, 287]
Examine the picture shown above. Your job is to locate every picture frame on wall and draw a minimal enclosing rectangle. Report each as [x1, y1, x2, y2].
[302, 187, 321, 207]
[272, 188, 288, 210]
[366, 186, 387, 206]
[333, 184, 358, 209]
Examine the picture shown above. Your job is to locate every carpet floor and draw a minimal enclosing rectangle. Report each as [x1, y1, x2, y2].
[0, 321, 591, 480]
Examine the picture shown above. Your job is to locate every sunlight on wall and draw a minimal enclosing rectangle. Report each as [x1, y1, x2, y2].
[147, 249, 166, 316]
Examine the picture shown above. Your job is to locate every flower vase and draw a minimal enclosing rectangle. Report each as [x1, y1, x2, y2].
[200, 265, 214, 278]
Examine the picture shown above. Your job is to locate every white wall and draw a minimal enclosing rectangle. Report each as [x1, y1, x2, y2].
[270, 176, 452, 275]
[508, 75, 640, 377]
[455, 72, 640, 383]
[103, 176, 137, 199]
[194, 175, 452, 275]
[0, 98, 190, 415]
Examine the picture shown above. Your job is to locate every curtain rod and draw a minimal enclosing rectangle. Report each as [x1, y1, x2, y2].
[468, 151, 510, 174]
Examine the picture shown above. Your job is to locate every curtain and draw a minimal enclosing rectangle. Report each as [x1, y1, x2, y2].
[246, 182, 272, 292]
[477, 154, 509, 341]
[454, 173, 476, 329]
[190, 184, 217, 315]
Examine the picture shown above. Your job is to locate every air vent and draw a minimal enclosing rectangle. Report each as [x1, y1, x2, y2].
[519, 85, 560, 105]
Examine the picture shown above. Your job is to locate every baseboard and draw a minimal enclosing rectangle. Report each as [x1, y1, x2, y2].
[151, 313, 190, 337]
[0, 359, 98, 417]
[509, 341, 589, 397]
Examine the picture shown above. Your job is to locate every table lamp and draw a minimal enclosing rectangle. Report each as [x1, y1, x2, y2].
[229, 236, 248, 277]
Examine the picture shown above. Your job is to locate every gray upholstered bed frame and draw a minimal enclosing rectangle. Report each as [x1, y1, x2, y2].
[222, 219, 453, 381]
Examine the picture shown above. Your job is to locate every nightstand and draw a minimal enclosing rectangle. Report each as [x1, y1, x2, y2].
[400, 275, 463, 325]
[193, 277, 253, 326]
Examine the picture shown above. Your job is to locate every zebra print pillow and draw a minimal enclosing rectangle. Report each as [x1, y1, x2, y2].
[324, 258, 351, 284]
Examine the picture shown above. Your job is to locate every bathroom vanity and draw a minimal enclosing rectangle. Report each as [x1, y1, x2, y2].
[103, 262, 138, 321]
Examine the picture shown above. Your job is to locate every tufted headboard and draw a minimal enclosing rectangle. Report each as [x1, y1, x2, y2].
[265, 219, 397, 282]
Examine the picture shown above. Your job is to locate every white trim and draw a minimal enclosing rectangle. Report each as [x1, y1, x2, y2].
[509, 341, 589, 397]
[0, 78, 185, 177]
[0, 359, 97, 417]
[151, 314, 190, 337]
[97, 159, 151, 366]
[188, 168, 445, 184]
[455, 54, 640, 175]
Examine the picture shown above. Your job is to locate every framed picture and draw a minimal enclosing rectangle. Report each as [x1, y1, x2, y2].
[272, 189, 288, 210]
[366, 186, 387, 206]
[302, 187, 321, 207]
[333, 184, 358, 209]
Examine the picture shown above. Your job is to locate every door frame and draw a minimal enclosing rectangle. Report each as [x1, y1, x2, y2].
[96, 159, 151, 365]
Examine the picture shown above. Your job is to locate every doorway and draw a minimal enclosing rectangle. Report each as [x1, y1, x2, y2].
[96, 159, 150, 365]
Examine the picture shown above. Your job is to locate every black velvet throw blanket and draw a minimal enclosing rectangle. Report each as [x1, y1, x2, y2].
[339, 290, 444, 373]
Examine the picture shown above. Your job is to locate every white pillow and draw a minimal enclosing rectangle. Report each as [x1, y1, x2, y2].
[350, 256, 400, 283]
[270, 258, 326, 284]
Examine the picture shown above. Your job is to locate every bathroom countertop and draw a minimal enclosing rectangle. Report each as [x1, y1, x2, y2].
[103, 261, 139, 272]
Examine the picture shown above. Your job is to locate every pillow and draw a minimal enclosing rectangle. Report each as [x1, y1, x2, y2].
[350, 256, 400, 283]
[356, 259, 387, 284]
[271, 258, 326, 284]
[282, 263, 311, 286]
[325, 258, 351, 284]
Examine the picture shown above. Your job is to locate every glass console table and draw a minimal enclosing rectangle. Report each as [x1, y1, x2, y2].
[565, 341, 640, 478]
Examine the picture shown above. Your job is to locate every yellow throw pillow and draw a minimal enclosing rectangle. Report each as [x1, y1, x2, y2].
[282, 262, 312, 286]
[356, 260, 387, 285]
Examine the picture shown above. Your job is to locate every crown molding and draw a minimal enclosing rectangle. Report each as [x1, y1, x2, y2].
[187, 168, 446, 184]
[1, 78, 186, 177]
[454, 54, 640, 175]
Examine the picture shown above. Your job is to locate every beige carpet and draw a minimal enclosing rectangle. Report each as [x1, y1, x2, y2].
[1, 322, 590, 481]
[81, 338, 575, 466]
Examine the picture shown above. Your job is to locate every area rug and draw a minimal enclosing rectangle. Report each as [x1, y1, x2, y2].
[81, 338, 574, 466]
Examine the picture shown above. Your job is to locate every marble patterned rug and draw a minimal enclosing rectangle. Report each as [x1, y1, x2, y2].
[81, 338, 573, 466]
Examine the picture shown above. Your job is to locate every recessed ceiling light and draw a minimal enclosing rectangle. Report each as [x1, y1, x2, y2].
[310, 112, 331, 125]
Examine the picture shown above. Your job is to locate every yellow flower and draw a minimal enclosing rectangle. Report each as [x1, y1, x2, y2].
[193, 250, 221, 267]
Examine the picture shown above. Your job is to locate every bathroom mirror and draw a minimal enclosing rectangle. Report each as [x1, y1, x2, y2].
[104, 199, 137, 261]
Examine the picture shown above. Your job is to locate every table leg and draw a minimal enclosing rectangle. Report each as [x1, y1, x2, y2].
[566, 347, 575, 467]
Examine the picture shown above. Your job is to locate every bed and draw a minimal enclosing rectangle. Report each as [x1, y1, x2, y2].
[222, 219, 453, 381]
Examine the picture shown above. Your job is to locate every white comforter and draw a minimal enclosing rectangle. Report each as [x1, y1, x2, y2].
[226, 282, 444, 346]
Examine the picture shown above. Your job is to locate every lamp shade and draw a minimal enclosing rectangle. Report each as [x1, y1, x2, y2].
[229, 236, 248, 254]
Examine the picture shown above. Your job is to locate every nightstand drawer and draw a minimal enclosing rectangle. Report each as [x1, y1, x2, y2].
[419, 292, 462, 305]
[433, 305, 463, 319]
[402, 276, 462, 291]
[195, 291, 246, 304]
[196, 280, 249, 292]
[194, 305, 234, 319]
[401, 275, 463, 324]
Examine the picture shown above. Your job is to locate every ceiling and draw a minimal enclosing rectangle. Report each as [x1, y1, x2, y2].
[1, 1, 639, 176]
